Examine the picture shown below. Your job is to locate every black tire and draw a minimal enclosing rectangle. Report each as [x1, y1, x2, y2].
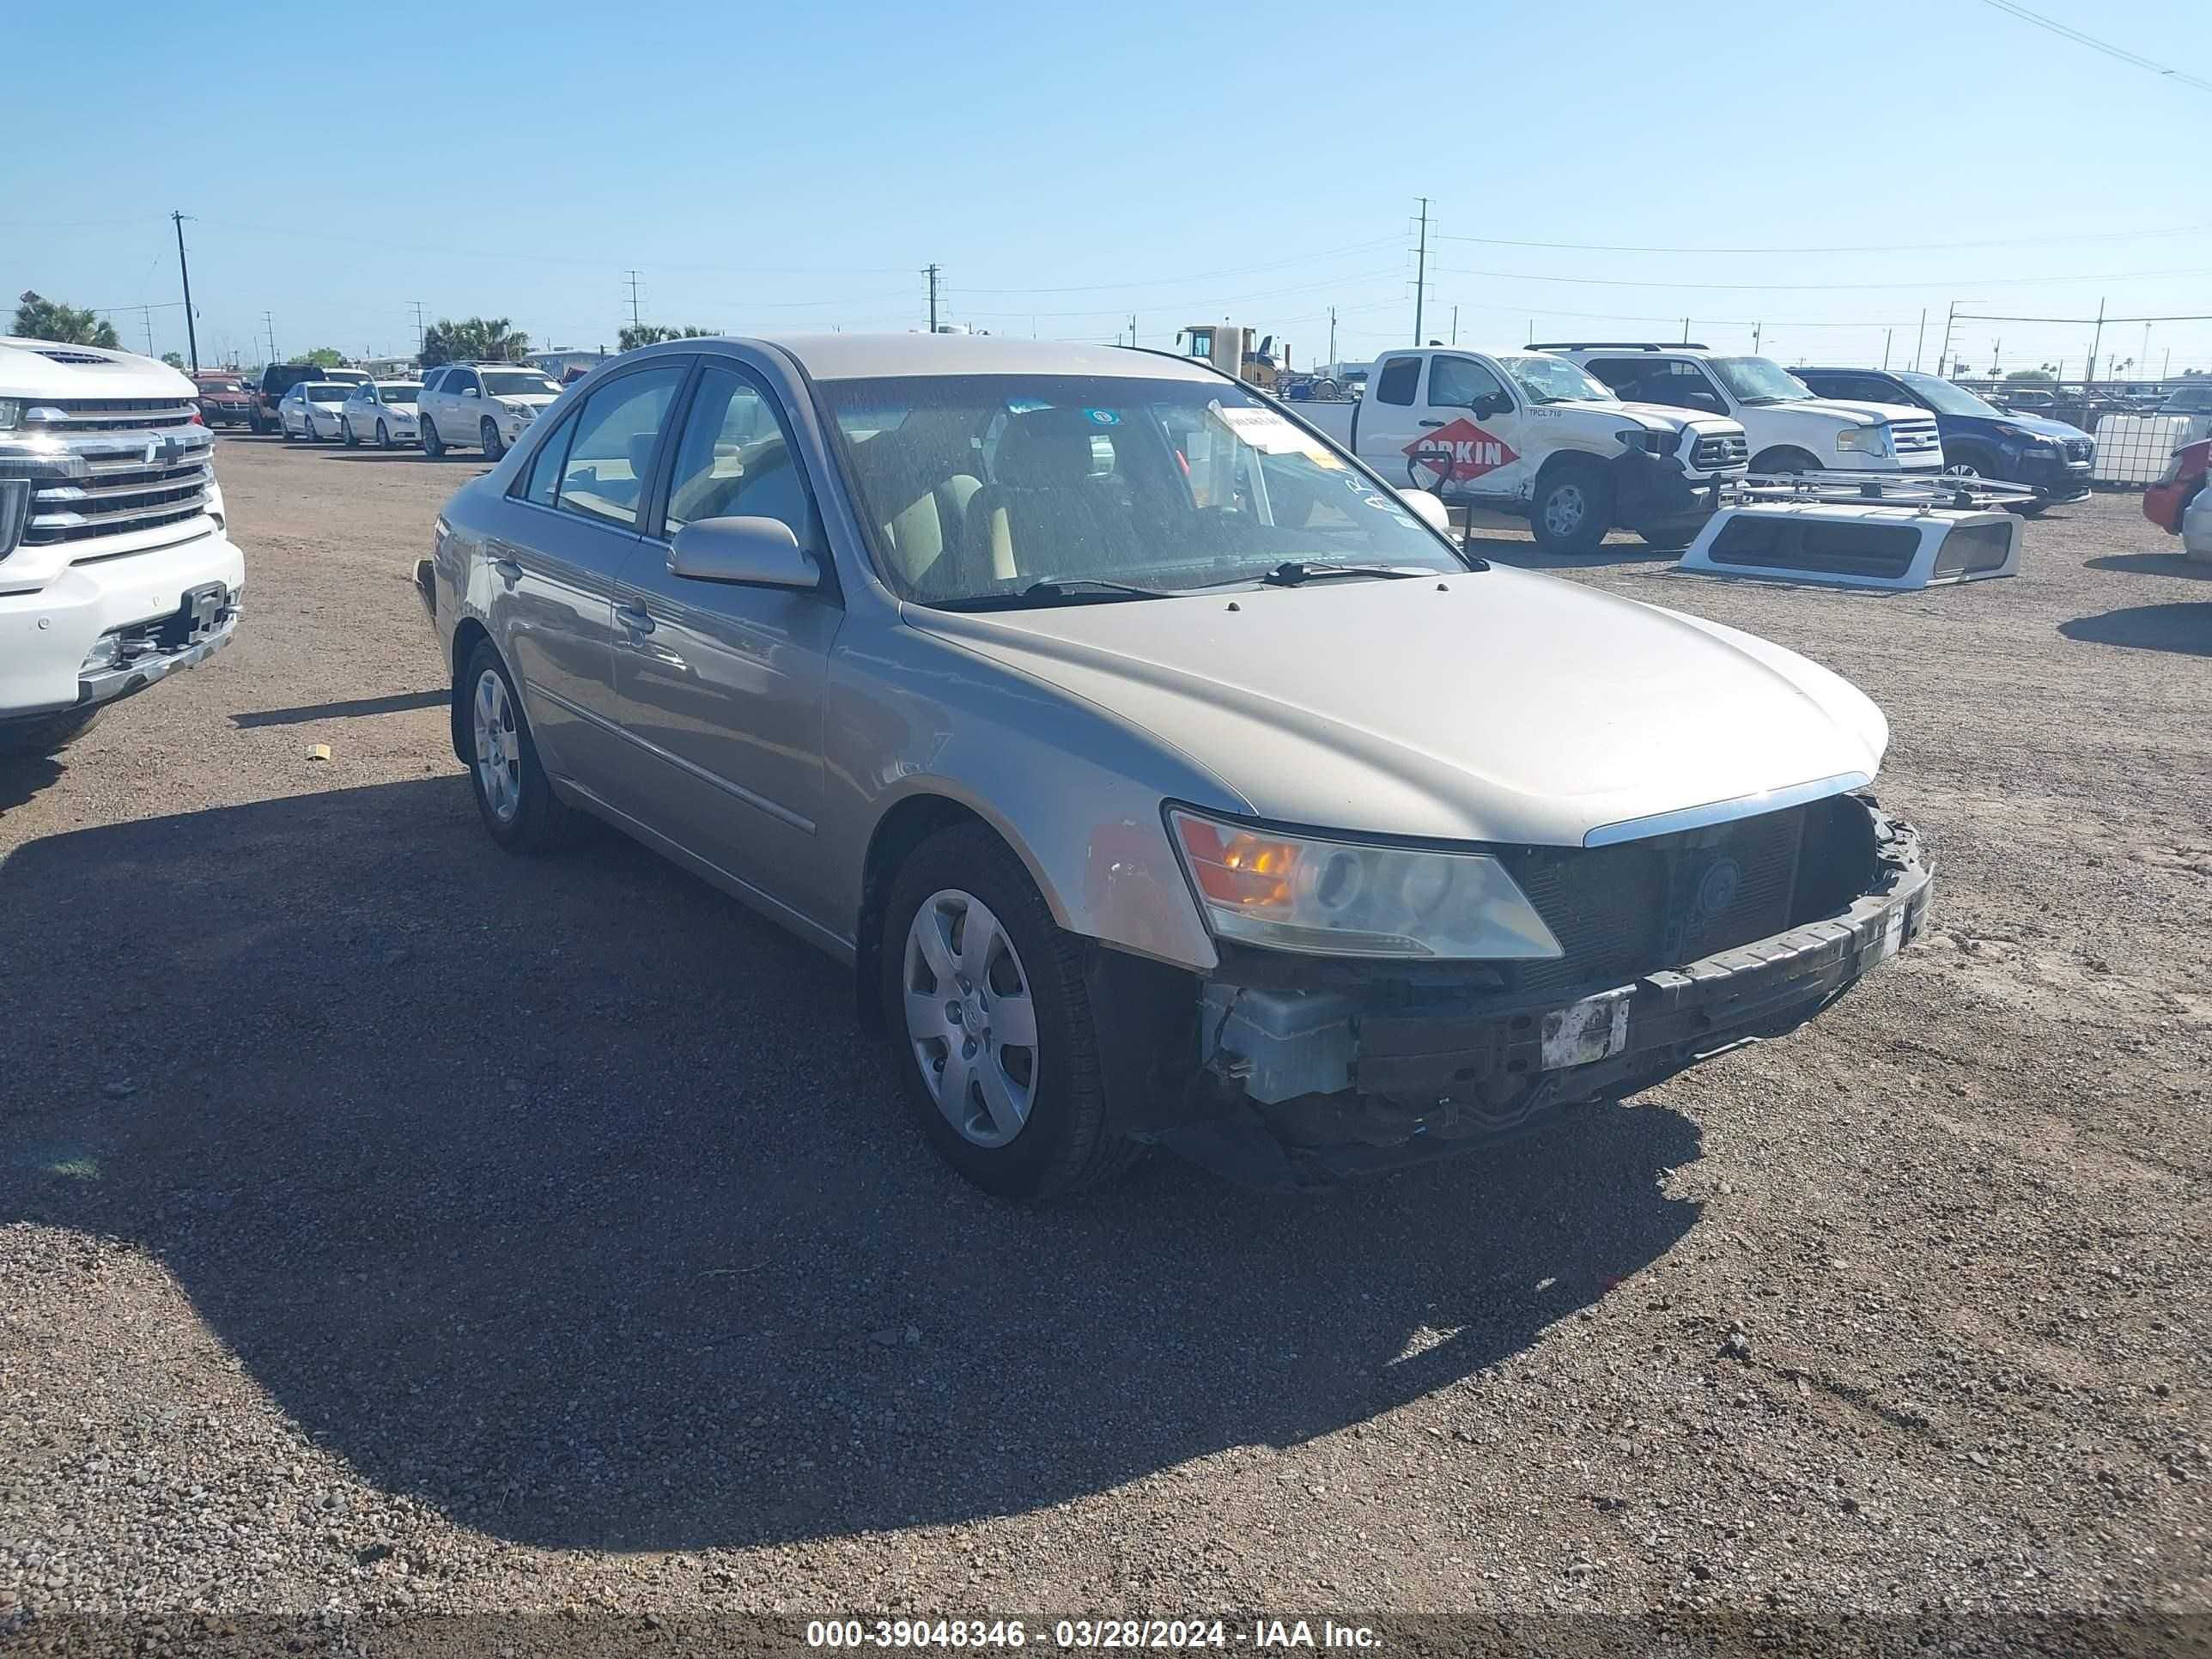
[342, 414, 358, 447]
[878, 823, 1140, 1200]
[279, 416, 295, 442]
[249, 412, 266, 435]
[1750, 447, 1822, 475]
[422, 418, 444, 459]
[1529, 461, 1613, 556]
[458, 640, 580, 854]
[481, 418, 505, 460]
[377, 419, 393, 451]
[0, 706, 101, 759]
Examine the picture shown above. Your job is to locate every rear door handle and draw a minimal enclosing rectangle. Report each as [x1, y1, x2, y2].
[615, 602, 655, 636]
[1419, 418, 1447, 428]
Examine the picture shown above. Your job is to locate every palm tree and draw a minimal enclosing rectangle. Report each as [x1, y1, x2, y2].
[420, 317, 532, 367]
[13, 291, 120, 349]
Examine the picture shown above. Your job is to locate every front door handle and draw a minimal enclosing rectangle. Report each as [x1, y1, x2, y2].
[1419, 418, 1447, 428]
[615, 603, 656, 636]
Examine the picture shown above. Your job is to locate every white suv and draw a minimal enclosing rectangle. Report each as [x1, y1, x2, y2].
[416, 362, 562, 459]
[1538, 343, 1944, 476]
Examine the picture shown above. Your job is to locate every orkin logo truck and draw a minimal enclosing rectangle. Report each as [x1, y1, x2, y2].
[1297, 346, 1750, 554]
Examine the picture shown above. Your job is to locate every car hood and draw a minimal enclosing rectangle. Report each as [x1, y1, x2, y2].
[0, 336, 195, 401]
[1574, 398, 1741, 437]
[1772, 397, 1923, 428]
[1987, 412, 2090, 441]
[909, 566, 1887, 848]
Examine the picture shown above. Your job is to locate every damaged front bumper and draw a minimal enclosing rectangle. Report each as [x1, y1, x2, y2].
[1126, 800, 1929, 1190]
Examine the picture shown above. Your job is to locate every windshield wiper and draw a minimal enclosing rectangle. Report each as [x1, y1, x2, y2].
[934, 577, 1174, 611]
[1258, 562, 1434, 586]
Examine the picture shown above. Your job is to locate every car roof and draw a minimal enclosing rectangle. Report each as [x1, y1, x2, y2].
[623, 331, 1224, 384]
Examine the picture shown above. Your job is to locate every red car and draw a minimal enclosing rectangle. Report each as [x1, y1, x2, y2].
[2143, 436, 2210, 535]
[191, 372, 255, 428]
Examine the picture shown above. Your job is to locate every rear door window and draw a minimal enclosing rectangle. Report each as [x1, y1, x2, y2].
[1373, 356, 1421, 406]
[551, 364, 689, 530]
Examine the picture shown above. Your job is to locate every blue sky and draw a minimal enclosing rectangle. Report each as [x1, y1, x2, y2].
[5, 0, 2209, 378]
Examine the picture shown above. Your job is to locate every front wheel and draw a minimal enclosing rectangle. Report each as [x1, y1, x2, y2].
[342, 414, 358, 447]
[422, 418, 445, 459]
[879, 823, 1139, 1200]
[1529, 464, 1613, 556]
[481, 418, 505, 459]
[377, 419, 393, 450]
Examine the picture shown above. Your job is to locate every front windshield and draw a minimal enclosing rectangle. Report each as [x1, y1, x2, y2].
[1710, 356, 1814, 405]
[374, 384, 421, 405]
[483, 372, 557, 398]
[819, 374, 1468, 608]
[1894, 372, 2003, 418]
[1499, 355, 1615, 405]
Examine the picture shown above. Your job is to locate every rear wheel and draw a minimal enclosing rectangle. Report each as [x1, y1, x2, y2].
[1530, 462, 1613, 555]
[879, 823, 1138, 1200]
[480, 418, 504, 459]
[459, 641, 578, 853]
[422, 418, 445, 459]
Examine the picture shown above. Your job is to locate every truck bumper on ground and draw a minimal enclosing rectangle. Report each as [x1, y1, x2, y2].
[1107, 800, 1929, 1190]
[0, 525, 245, 726]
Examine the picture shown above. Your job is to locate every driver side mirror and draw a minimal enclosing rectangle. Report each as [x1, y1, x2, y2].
[1398, 489, 1453, 538]
[1472, 392, 1512, 420]
[669, 516, 820, 589]
[462, 386, 480, 399]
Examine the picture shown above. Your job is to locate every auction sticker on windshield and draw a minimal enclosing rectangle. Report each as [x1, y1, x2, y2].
[1206, 404, 1345, 465]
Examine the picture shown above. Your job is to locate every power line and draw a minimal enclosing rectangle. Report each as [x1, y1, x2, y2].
[949, 235, 1402, 295]
[1431, 262, 2212, 293]
[1978, 0, 2212, 97]
[1434, 220, 2212, 256]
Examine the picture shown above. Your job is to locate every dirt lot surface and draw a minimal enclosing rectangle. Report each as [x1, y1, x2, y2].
[3, 435, 2208, 1652]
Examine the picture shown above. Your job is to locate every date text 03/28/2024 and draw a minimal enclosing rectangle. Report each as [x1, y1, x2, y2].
[805, 1619, 1382, 1649]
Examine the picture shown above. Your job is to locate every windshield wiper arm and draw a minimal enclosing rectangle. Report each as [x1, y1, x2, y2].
[1259, 561, 1432, 586]
[935, 577, 1174, 611]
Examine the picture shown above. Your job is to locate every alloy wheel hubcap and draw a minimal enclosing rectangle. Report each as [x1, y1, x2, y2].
[471, 669, 522, 824]
[902, 890, 1039, 1149]
[1546, 485, 1585, 536]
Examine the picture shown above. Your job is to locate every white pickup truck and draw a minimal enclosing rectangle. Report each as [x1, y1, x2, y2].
[1297, 347, 1749, 553]
[1535, 343, 1945, 478]
[0, 338, 244, 757]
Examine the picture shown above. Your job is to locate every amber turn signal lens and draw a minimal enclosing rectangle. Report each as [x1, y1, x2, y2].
[1172, 816, 1300, 909]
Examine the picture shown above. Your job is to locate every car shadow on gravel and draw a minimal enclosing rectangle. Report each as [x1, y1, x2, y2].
[314, 452, 484, 465]
[1466, 534, 1682, 571]
[2059, 602, 2212, 656]
[0, 753, 64, 814]
[2086, 553, 2212, 581]
[0, 779, 1704, 1553]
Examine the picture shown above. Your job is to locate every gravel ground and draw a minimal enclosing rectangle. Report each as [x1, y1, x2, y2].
[1, 435, 2207, 1653]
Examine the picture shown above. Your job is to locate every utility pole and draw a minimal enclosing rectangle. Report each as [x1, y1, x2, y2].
[923, 264, 940, 333]
[263, 311, 277, 363]
[624, 270, 644, 333]
[1412, 198, 1429, 346]
[408, 300, 428, 359]
[1680, 317, 1690, 343]
[1751, 320, 1762, 354]
[2085, 295, 2106, 390]
[171, 211, 199, 373]
[1127, 312, 1136, 348]
[1912, 307, 1927, 371]
[1882, 329, 1892, 369]
[1939, 301, 1960, 378]
[1449, 305, 1458, 345]
[1327, 307, 1336, 374]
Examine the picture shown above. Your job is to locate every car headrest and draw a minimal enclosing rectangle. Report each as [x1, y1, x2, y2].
[629, 431, 658, 486]
[994, 406, 1107, 490]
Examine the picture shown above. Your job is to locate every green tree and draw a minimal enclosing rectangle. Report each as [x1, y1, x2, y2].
[303, 347, 345, 368]
[13, 291, 120, 349]
[419, 317, 532, 367]
[161, 351, 185, 369]
[618, 323, 715, 351]
[2003, 366, 2057, 386]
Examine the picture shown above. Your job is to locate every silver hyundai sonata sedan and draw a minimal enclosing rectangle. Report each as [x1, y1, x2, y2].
[414, 334, 1929, 1197]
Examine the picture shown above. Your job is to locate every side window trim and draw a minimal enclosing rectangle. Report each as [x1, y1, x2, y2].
[507, 402, 582, 508]
[528, 360, 690, 532]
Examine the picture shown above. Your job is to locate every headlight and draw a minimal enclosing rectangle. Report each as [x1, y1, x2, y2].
[1614, 427, 1668, 456]
[1167, 809, 1563, 961]
[0, 398, 18, 431]
[1836, 426, 1890, 457]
